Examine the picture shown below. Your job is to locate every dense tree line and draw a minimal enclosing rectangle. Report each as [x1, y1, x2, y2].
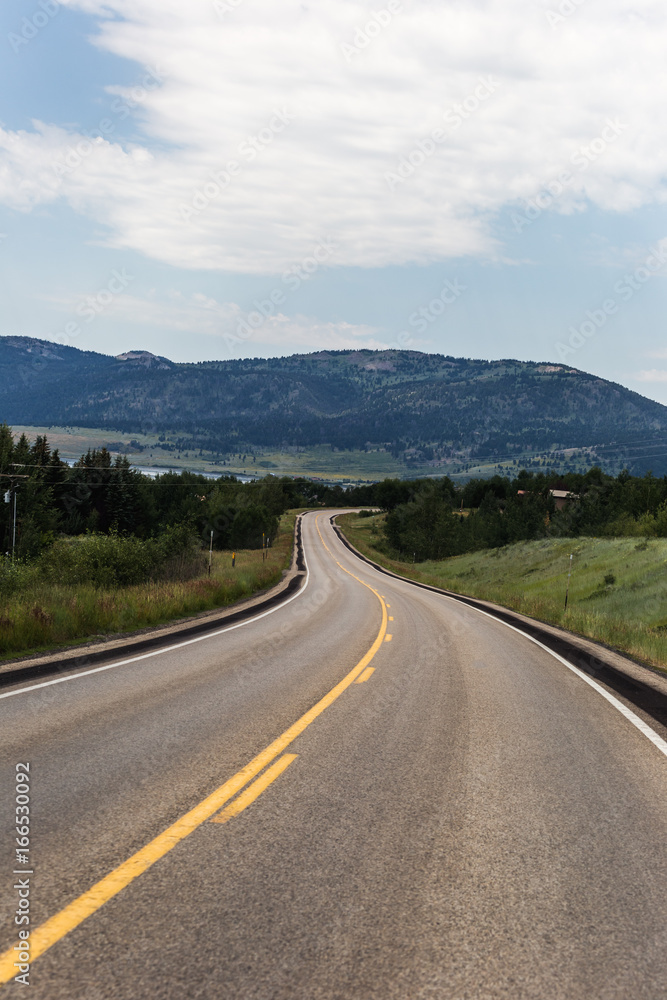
[3, 425, 667, 567]
[381, 468, 667, 561]
[0, 426, 375, 560]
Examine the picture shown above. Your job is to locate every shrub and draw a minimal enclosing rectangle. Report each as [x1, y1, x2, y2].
[229, 505, 278, 550]
[655, 502, 667, 538]
[0, 559, 22, 596]
[38, 526, 204, 589]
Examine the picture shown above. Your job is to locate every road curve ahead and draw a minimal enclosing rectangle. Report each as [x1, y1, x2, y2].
[1, 511, 666, 999]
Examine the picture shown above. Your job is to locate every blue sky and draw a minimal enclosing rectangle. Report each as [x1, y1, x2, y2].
[1, 0, 666, 402]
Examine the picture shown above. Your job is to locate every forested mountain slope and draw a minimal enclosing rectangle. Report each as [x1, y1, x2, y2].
[2, 337, 666, 472]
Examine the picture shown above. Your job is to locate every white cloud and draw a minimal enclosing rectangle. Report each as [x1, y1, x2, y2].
[635, 369, 667, 383]
[102, 292, 385, 355]
[230, 315, 389, 357]
[38, 285, 384, 356]
[92, 291, 242, 336]
[3, 0, 667, 274]
[583, 236, 667, 270]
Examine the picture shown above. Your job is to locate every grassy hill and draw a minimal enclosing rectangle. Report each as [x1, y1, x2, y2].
[339, 512, 667, 671]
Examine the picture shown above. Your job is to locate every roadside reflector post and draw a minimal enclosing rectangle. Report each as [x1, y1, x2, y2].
[209, 529, 213, 577]
[232, 552, 235, 568]
[564, 553, 573, 611]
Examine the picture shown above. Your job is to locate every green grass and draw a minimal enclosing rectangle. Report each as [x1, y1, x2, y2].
[338, 513, 667, 673]
[10, 426, 407, 480]
[12, 424, 605, 482]
[0, 515, 296, 660]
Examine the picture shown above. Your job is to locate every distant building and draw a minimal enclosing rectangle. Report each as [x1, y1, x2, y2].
[516, 488, 578, 511]
[548, 489, 578, 511]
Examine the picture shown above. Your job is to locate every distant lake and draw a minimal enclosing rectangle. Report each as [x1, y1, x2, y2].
[64, 460, 259, 483]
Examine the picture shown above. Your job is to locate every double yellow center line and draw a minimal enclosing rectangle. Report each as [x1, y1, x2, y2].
[0, 514, 388, 986]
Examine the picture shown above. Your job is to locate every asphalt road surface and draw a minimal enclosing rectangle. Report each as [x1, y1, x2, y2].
[1, 511, 666, 999]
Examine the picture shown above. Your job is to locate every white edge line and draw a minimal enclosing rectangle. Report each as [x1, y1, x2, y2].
[335, 525, 667, 761]
[458, 601, 667, 759]
[0, 520, 310, 702]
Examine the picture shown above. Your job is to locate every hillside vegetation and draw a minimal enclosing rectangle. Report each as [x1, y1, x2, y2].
[0, 516, 295, 660]
[3, 337, 667, 476]
[374, 467, 667, 559]
[339, 513, 667, 672]
[4, 422, 667, 662]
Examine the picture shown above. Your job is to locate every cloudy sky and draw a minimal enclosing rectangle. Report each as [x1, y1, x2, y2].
[1, 0, 667, 400]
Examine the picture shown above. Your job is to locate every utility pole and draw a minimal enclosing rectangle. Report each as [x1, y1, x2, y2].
[564, 553, 573, 611]
[3, 487, 16, 562]
[3, 488, 11, 559]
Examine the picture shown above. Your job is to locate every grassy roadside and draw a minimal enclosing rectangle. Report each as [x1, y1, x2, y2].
[338, 512, 667, 673]
[0, 514, 296, 660]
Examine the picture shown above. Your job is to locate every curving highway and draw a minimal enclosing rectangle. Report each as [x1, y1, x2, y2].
[1, 511, 666, 999]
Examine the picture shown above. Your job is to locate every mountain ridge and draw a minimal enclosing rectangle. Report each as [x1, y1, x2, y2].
[2, 336, 667, 475]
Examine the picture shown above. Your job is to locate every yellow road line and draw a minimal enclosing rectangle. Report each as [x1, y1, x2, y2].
[315, 516, 387, 600]
[356, 667, 375, 684]
[385, 634, 393, 642]
[211, 754, 298, 824]
[0, 513, 387, 987]
[389, 617, 394, 621]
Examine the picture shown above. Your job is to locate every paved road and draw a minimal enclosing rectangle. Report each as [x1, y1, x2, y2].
[1, 511, 666, 999]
